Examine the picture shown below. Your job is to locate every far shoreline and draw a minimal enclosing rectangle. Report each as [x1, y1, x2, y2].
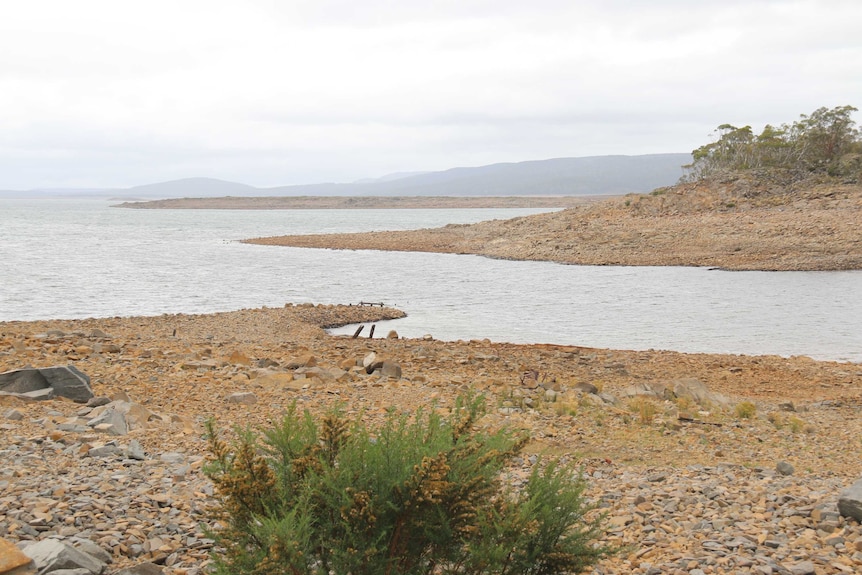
[112, 195, 607, 210]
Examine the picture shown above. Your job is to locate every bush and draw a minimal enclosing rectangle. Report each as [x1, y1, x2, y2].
[204, 394, 614, 575]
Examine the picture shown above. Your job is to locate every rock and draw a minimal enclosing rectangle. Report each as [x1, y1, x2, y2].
[227, 392, 258, 405]
[0, 368, 47, 394]
[363, 353, 385, 374]
[112, 562, 163, 575]
[619, 382, 659, 398]
[386, 330, 399, 339]
[3, 408, 24, 421]
[286, 354, 316, 369]
[0, 387, 56, 402]
[88, 444, 121, 458]
[0, 365, 93, 403]
[45, 569, 92, 575]
[776, 460, 794, 476]
[228, 351, 251, 365]
[573, 382, 598, 394]
[671, 378, 730, 407]
[362, 352, 377, 369]
[160, 452, 185, 464]
[380, 361, 402, 379]
[21, 539, 106, 575]
[126, 439, 147, 461]
[37, 365, 94, 403]
[86, 397, 111, 408]
[788, 560, 815, 575]
[86, 404, 129, 436]
[0, 537, 35, 574]
[838, 477, 862, 522]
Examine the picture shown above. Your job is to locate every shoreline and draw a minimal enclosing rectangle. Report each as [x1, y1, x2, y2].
[3, 304, 862, 574]
[113, 195, 603, 210]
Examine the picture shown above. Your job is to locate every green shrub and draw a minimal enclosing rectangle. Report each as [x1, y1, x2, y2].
[204, 394, 614, 575]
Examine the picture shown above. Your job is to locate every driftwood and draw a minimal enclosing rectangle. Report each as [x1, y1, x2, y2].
[678, 415, 724, 427]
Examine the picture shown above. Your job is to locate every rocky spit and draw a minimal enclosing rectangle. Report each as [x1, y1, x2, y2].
[244, 180, 862, 271]
[2, 304, 862, 574]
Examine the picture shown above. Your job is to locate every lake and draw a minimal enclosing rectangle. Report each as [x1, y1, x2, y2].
[1, 198, 860, 362]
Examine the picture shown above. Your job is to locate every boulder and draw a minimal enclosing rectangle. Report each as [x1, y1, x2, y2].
[0, 365, 93, 403]
[838, 477, 862, 522]
[21, 539, 106, 575]
[0, 368, 47, 394]
[39, 366, 93, 402]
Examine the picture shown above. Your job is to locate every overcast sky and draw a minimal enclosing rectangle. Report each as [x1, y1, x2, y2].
[1, 0, 860, 189]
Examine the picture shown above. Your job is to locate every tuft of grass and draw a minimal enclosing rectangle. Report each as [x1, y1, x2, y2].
[735, 401, 757, 419]
[627, 397, 657, 426]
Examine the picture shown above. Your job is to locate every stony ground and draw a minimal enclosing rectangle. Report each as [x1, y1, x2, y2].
[3, 304, 862, 574]
[244, 180, 862, 271]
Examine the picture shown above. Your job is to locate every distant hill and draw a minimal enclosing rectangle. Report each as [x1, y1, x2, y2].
[265, 154, 691, 197]
[127, 177, 259, 197]
[0, 154, 691, 199]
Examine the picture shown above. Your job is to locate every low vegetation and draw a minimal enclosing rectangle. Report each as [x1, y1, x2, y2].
[204, 394, 615, 575]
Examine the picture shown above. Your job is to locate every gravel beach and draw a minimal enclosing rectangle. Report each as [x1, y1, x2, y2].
[3, 304, 862, 574]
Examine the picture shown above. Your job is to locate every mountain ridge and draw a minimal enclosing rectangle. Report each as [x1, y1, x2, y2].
[0, 153, 690, 199]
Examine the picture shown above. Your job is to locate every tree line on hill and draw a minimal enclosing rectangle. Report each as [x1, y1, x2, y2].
[684, 105, 861, 182]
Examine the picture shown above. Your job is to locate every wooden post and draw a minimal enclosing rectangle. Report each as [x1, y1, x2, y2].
[352, 325, 365, 339]
[368, 324, 376, 339]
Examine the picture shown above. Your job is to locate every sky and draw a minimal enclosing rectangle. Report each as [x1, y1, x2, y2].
[1, 0, 860, 190]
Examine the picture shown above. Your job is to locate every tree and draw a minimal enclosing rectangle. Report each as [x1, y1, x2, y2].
[789, 105, 860, 173]
[683, 105, 861, 181]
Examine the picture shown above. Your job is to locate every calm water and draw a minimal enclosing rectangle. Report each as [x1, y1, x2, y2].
[1, 198, 860, 363]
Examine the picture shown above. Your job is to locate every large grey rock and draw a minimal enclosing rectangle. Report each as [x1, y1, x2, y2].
[39, 366, 93, 403]
[838, 477, 862, 522]
[0, 365, 93, 403]
[22, 539, 106, 574]
[0, 368, 48, 393]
